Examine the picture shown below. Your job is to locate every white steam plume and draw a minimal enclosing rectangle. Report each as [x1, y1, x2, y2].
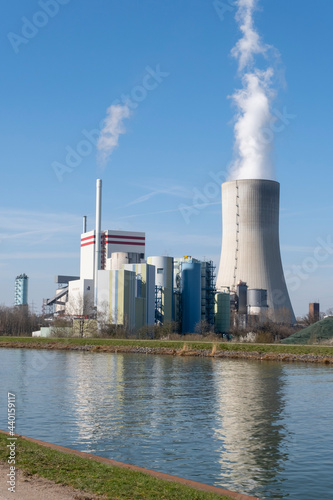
[97, 103, 131, 166]
[229, 0, 276, 181]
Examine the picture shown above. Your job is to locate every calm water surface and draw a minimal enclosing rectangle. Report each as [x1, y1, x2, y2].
[1, 348, 332, 499]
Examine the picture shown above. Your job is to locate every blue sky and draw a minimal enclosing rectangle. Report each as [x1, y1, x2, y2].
[1, 0, 333, 317]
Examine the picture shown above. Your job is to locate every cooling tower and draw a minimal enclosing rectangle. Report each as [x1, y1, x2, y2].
[216, 179, 295, 323]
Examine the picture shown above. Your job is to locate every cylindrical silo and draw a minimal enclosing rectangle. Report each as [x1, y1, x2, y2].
[216, 179, 295, 323]
[181, 261, 201, 334]
[247, 288, 268, 320]
[109, 252, 129, 270]
[215, 292, 230, 333]
[147, 256, 173, 324]
[247, 288, 267, 310]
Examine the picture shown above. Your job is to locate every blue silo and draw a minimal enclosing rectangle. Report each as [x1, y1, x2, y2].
[181, 261, 201, 334]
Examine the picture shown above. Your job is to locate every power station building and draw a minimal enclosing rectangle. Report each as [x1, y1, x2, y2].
[68, 228, 147, 319]
[44, 176, 295, 334]
[80, 230, 145, 281]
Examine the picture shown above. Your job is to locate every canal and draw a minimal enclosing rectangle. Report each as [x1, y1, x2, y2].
[1, 348, 332, 499]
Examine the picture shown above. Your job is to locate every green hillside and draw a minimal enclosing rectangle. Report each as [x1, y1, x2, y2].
[282, 317, 333, 344]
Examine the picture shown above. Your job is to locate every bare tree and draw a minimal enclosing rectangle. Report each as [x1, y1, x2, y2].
[194, 319, 215, 336]
[0, 305, 42, 336]
[66, 291, 94, 318]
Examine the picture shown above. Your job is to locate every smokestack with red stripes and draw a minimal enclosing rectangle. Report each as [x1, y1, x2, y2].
[79, 179, 145, 285]
[94, 179, 102, 307]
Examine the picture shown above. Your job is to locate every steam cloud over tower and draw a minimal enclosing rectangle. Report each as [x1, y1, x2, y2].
[216, 179, 295, 323]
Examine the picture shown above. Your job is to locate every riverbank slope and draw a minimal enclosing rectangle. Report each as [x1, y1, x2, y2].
[0, 432, 260, 500]
[1, 337, 333, 364]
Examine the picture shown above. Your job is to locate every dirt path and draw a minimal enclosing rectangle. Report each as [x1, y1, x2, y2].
[0, 462, 99, 500]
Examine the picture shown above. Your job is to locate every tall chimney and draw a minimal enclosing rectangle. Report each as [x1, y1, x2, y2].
[82, 216, 87, 234]
[94, 179, 102, 307]
[216, 179, 295, 323]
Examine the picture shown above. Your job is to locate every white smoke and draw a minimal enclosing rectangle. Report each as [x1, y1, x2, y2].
[229, 0, 276, 180]
[97, 103, 131, 166]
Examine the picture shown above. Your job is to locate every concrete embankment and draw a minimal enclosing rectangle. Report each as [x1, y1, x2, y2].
[1, 340, 333, 364]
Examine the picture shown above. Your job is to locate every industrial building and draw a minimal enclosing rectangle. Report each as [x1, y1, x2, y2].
[15, 273, 28, 306]
[97, 263, 155, 330]
[200, 261, 216, 326]
[66, 228, 146, 318]
[97, 269, 136, 330]
[42, 176, 295, 335]
[80, 229, 145, 281]
[216, 179, 295, 325]
[43, 176, 220, 334]
[173, 257, 216, 334]
[43, 275, 79, 316]
[123, 262, 157, 328]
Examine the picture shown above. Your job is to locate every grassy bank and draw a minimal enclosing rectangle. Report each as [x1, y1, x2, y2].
[0, 433, 232, 500]
[1, 336, 333, 356]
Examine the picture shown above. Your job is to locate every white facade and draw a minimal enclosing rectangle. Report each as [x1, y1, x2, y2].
[149, 256, 173, 289]
[66, 279, 94, 316]
[216, 179, 295, 323]
[103, 230, 145, 259]
[80, 230, 96, 280]
[80, 229, 145, 280]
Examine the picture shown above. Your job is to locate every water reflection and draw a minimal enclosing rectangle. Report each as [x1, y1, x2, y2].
[1, 349, 333, 500]
[212, 361, 288, 498]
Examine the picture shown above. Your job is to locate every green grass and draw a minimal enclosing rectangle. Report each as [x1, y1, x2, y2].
[0, 336, 191, 349]
[1, 335, 333, 356]
[0, 433, 231, 499]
